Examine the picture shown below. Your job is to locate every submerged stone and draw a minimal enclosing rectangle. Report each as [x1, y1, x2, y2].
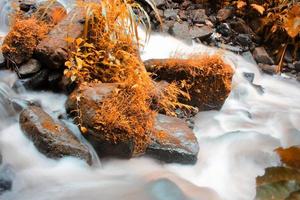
[20, 106, 92, 164]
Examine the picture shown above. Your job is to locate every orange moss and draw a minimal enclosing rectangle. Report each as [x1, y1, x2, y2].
[145, 55, 234, 110]
[1, 16, 49, 64]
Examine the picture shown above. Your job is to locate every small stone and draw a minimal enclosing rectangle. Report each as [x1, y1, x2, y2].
[217, 8, 233, 22]
[253, 47, 274, 65]
[294, 61, 300, 72]
[18, 59, 41, 78]
[178, 10, 187, 21]
[189, 25, 213, 39]
[190, 9, 207, 24]
[243, 72, 255, 83]
[258, 63, 277, 74]
[0, 52, 5, 69]
[0, 179, 12, 195]
[153, 0, 165, 9]
[170, 22, 191, 41]
[216, 23, 231, 37]
[163, 9, 178, 19]
[236, 34, 252, 47]
[287, 63, 295, 69]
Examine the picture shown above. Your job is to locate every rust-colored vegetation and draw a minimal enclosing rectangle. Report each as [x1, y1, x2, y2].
[65, 0, 190, 153]
[145, 55, 234, 110]
[1, 16, 49, 65]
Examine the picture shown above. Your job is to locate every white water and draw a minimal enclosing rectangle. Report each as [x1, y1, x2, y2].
[0, 1, 300, 200]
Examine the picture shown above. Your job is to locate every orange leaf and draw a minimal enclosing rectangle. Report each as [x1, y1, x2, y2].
[251, 4, 265, 15]
[276, 146, 300, 169]
[236, 0, 247, 9]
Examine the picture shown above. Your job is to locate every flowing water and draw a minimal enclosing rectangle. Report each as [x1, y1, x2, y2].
[0, 1, 300, 200]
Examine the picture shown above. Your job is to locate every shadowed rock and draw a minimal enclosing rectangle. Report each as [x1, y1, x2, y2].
[20, 106, 92, 164]
[146, 114, 199, 164]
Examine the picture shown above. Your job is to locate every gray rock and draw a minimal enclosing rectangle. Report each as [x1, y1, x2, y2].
[284, 50, 293, 63]
[0, 179, 12, 195]
[164, 9, 178, 19]
[217, 8, 233, 22]
[170, 22, 191, 41]
[0, 52, 5, 69]
[18, 59, 41, 78]
[253, 47, 274, 65]
[236, 34, 252, 47]
[13, 69, 49, 91]
[146, 114, 199, 164]
[20, 106, 92, 164]
[294, 61, 300, 72]
[153, 0, 165, 9]
[190, 9, 207, 24]
[243, 72, 255, 83]
[258, 63, 277, 74]
[189, 25, 213, 39]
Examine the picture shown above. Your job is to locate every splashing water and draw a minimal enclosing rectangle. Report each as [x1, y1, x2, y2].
[0, 1, 300, 200]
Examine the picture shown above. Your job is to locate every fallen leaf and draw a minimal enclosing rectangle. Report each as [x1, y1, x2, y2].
[251, 4, 265, 15]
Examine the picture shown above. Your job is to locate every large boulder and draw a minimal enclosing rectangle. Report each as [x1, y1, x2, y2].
[146, 114, 199, 164]
[20, 106, 92, 164]
[144, 56, 234, 111]
[66, 82, 135, 158]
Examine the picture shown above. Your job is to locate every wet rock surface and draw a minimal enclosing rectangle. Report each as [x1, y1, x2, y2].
[146, 114, 199, 164]
[34, 8, 85, 69]
[18, 59, 41, 78]
[66, 82, 136, 158]
[19, 106, 92, 164]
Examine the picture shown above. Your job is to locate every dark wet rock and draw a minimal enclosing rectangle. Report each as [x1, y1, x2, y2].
[146, 114, 199, 164]
[236, 34, 252, 47]
[243, 72, 255, 83]
[66, 82, 135, 158]
[170, 22, 191, 41]
[216, 23, 231, 37]
[258, 63, 277, 74]
[189, 25, 213, 40]
[34, 7, 86, 69]
[48, 70, 63, 90]
[13, 69, 49, 90]
[164, 9, 178, 19]
[217, 8, 233, 22]
[18, 59, 41, 78]
[294, 61, 300, 72]
[20, 106, 92, 164]
[253, 47, 274, 65]
[0, 52, 5, 69]
[0, 179, 12, 195]
[287, 63, 295, 70]
[230, 18, 256, 37]
[19, 0, 37, 12]
[190, 9, 207, 24]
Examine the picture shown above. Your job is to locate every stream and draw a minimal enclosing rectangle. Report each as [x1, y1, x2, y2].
[0, 1, 300, 200]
